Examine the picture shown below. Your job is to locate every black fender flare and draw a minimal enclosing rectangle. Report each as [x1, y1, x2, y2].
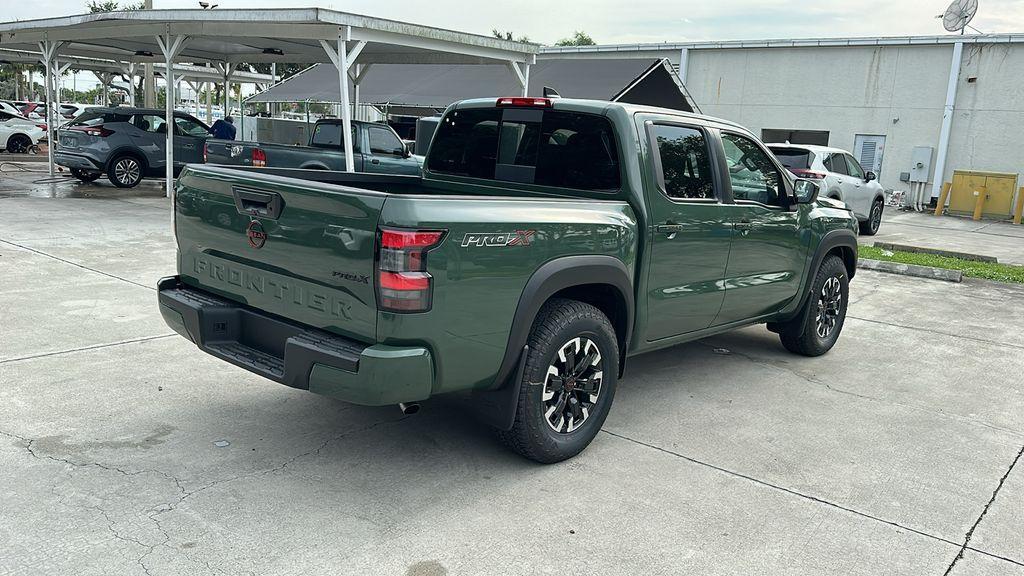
[299, 162, 330, 170]
[471, 255, 634, 431]
[771, 228, 858, 334]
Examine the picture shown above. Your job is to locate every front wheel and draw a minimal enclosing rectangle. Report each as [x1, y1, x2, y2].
[778, 255, 849, 357]
[860, 199, 883, 236]
[496, 299, 619, 464]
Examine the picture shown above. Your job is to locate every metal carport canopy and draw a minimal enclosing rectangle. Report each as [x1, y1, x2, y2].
[0, 8, 539, 196]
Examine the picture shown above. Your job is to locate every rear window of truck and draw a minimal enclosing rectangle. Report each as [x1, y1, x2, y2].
[426, 108, 620, 191]
[769, 147, 814, 170]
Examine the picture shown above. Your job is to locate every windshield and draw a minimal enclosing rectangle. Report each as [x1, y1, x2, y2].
[769, 147, 814, 170]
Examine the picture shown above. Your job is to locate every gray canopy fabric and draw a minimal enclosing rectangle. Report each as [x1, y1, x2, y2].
[247, 58, 694, 112]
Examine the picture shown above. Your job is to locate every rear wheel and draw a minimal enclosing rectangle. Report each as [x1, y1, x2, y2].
[496, 299, 619, 464]
[107, 155, 144, 188]
[6, 134, 31, 154]
[70, 168, 101, 183]
[860, 199, 883, 236]
[779, 255, 849, 357]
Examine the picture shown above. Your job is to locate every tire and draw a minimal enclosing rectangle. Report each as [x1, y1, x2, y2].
[496, 298, 619, 464]
[70, 168, 101, 183]
[779, 255, 849, 357]
[107, 155, 144, 188]
[6, 134, 31, 154]
[860, 199, 883, 236]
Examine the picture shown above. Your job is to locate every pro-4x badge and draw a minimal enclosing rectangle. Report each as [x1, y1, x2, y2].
[461, 230, 535, 247]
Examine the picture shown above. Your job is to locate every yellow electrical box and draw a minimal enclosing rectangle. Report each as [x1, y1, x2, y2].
[949, 170, 1019, 218]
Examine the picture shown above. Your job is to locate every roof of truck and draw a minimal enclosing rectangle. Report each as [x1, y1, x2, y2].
[451, 97, 748, 132]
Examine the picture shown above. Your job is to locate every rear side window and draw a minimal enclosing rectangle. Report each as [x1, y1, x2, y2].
[825, 153, 849, 175]
[652, 124, 715, 200]
[310, 123, 360, 152]
[427, 107, 620, 191]
[68, 111, 130, 127]
[769, 147, 814, 170]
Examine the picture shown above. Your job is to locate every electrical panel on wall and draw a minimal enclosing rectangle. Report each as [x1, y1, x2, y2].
[910, 146, 933, 183]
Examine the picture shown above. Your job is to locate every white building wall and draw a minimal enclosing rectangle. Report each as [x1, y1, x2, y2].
[684, 43, 1024, 195]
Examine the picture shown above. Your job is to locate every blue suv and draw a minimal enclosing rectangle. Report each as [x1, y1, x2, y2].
[56, 107, 211, 188]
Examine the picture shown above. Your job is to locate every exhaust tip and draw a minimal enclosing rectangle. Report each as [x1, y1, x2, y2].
[398, 402, 420, 415]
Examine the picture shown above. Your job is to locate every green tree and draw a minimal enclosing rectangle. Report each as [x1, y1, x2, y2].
[86, 0, 144, 11]
[492, 29, 531, 43]
[555, 31, 596, 46]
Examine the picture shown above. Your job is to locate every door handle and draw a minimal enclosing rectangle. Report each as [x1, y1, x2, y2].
[655, 222, 684, 239]
[371, 158, 380, 165]
[183, 144, 195, 149]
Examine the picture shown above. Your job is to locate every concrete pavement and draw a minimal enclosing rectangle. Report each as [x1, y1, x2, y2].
[1, 173, 1022, 575]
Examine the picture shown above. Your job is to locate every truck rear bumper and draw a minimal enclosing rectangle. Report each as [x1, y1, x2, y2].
[157, 276, 434, 405]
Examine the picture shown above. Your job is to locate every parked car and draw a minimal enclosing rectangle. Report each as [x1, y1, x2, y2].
[0, 110, 48, 133]
[0, 100, 25, 117]
[768, 143, 885, 235]
[158, 97, 859, 463]
[205, 118, 422, 175]
[54, 107, 210, 187]
[0, 122, 45, 154]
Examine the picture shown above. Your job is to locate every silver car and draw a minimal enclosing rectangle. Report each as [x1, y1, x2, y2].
[55, 107, 210, 188]
[768, 143, 886, 235]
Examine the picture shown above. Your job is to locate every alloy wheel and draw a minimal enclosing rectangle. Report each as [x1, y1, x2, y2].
[115, 158, 140, 186]
[815, 276, 842, 339]
[542, 336, 603, 433]
[870, 202, 882, 233]
[7, 136, 29, 154]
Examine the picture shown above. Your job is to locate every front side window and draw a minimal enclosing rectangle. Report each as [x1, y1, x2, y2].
[721, 132, 785, 207]
[652, 124, 715, 200]
[427, 107, 620, 191]
[174, 116, 209, 138]
[368, 126, 403, 155]
[844, 154, 865, 178]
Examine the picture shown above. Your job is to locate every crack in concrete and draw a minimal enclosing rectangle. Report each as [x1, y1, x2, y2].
[601, 429, 1024, 569]
[0, 237, 155, 290]
[847, 315, 1024, 351]
[0, 334, 176, 365]
[943, 445, 1024, 575]
[698, 341, 1024, 440]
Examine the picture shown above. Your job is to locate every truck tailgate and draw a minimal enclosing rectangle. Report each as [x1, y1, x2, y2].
[174, 165, 384, 342]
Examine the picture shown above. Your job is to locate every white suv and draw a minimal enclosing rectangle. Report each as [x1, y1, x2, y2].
[768, 144, 885, 235]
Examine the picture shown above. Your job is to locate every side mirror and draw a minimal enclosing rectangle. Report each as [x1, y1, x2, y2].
[794, 178, 820, 204]
[864, 171, 877, 182]
[395, 144, 411, 158]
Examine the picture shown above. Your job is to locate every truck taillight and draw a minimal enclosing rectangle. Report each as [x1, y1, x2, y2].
[203, 142, 208, 163]
[496, 97, 552, 108]
[376, 227, 446, 312]
[252, 148, 267, 167]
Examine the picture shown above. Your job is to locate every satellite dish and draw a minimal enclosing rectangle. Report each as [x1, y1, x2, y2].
[942, 0, 979, 34]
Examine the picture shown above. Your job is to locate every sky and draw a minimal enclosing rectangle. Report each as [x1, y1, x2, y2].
[8, 0, 1023, 93]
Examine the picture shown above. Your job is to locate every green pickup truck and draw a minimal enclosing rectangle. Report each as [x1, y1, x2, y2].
[159, 97, 858, 463]
[204, 118, 422, 175]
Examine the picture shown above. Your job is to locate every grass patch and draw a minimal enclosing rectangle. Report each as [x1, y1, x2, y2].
[859, 245, 1024, 284]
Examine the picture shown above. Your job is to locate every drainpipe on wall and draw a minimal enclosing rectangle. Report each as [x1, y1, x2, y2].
[678, 47, 689, 84]
[930, 41, 963, 204]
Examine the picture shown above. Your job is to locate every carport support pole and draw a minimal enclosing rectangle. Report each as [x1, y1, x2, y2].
[321, 31, 357, 173]
[930, 41, 963, 205]
[157, 32, 188, 200]
[38, 40, 59, 177]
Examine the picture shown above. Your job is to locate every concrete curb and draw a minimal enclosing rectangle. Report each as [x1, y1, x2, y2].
[872, 242, 998, 263]
[858, 258, 963, 283]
